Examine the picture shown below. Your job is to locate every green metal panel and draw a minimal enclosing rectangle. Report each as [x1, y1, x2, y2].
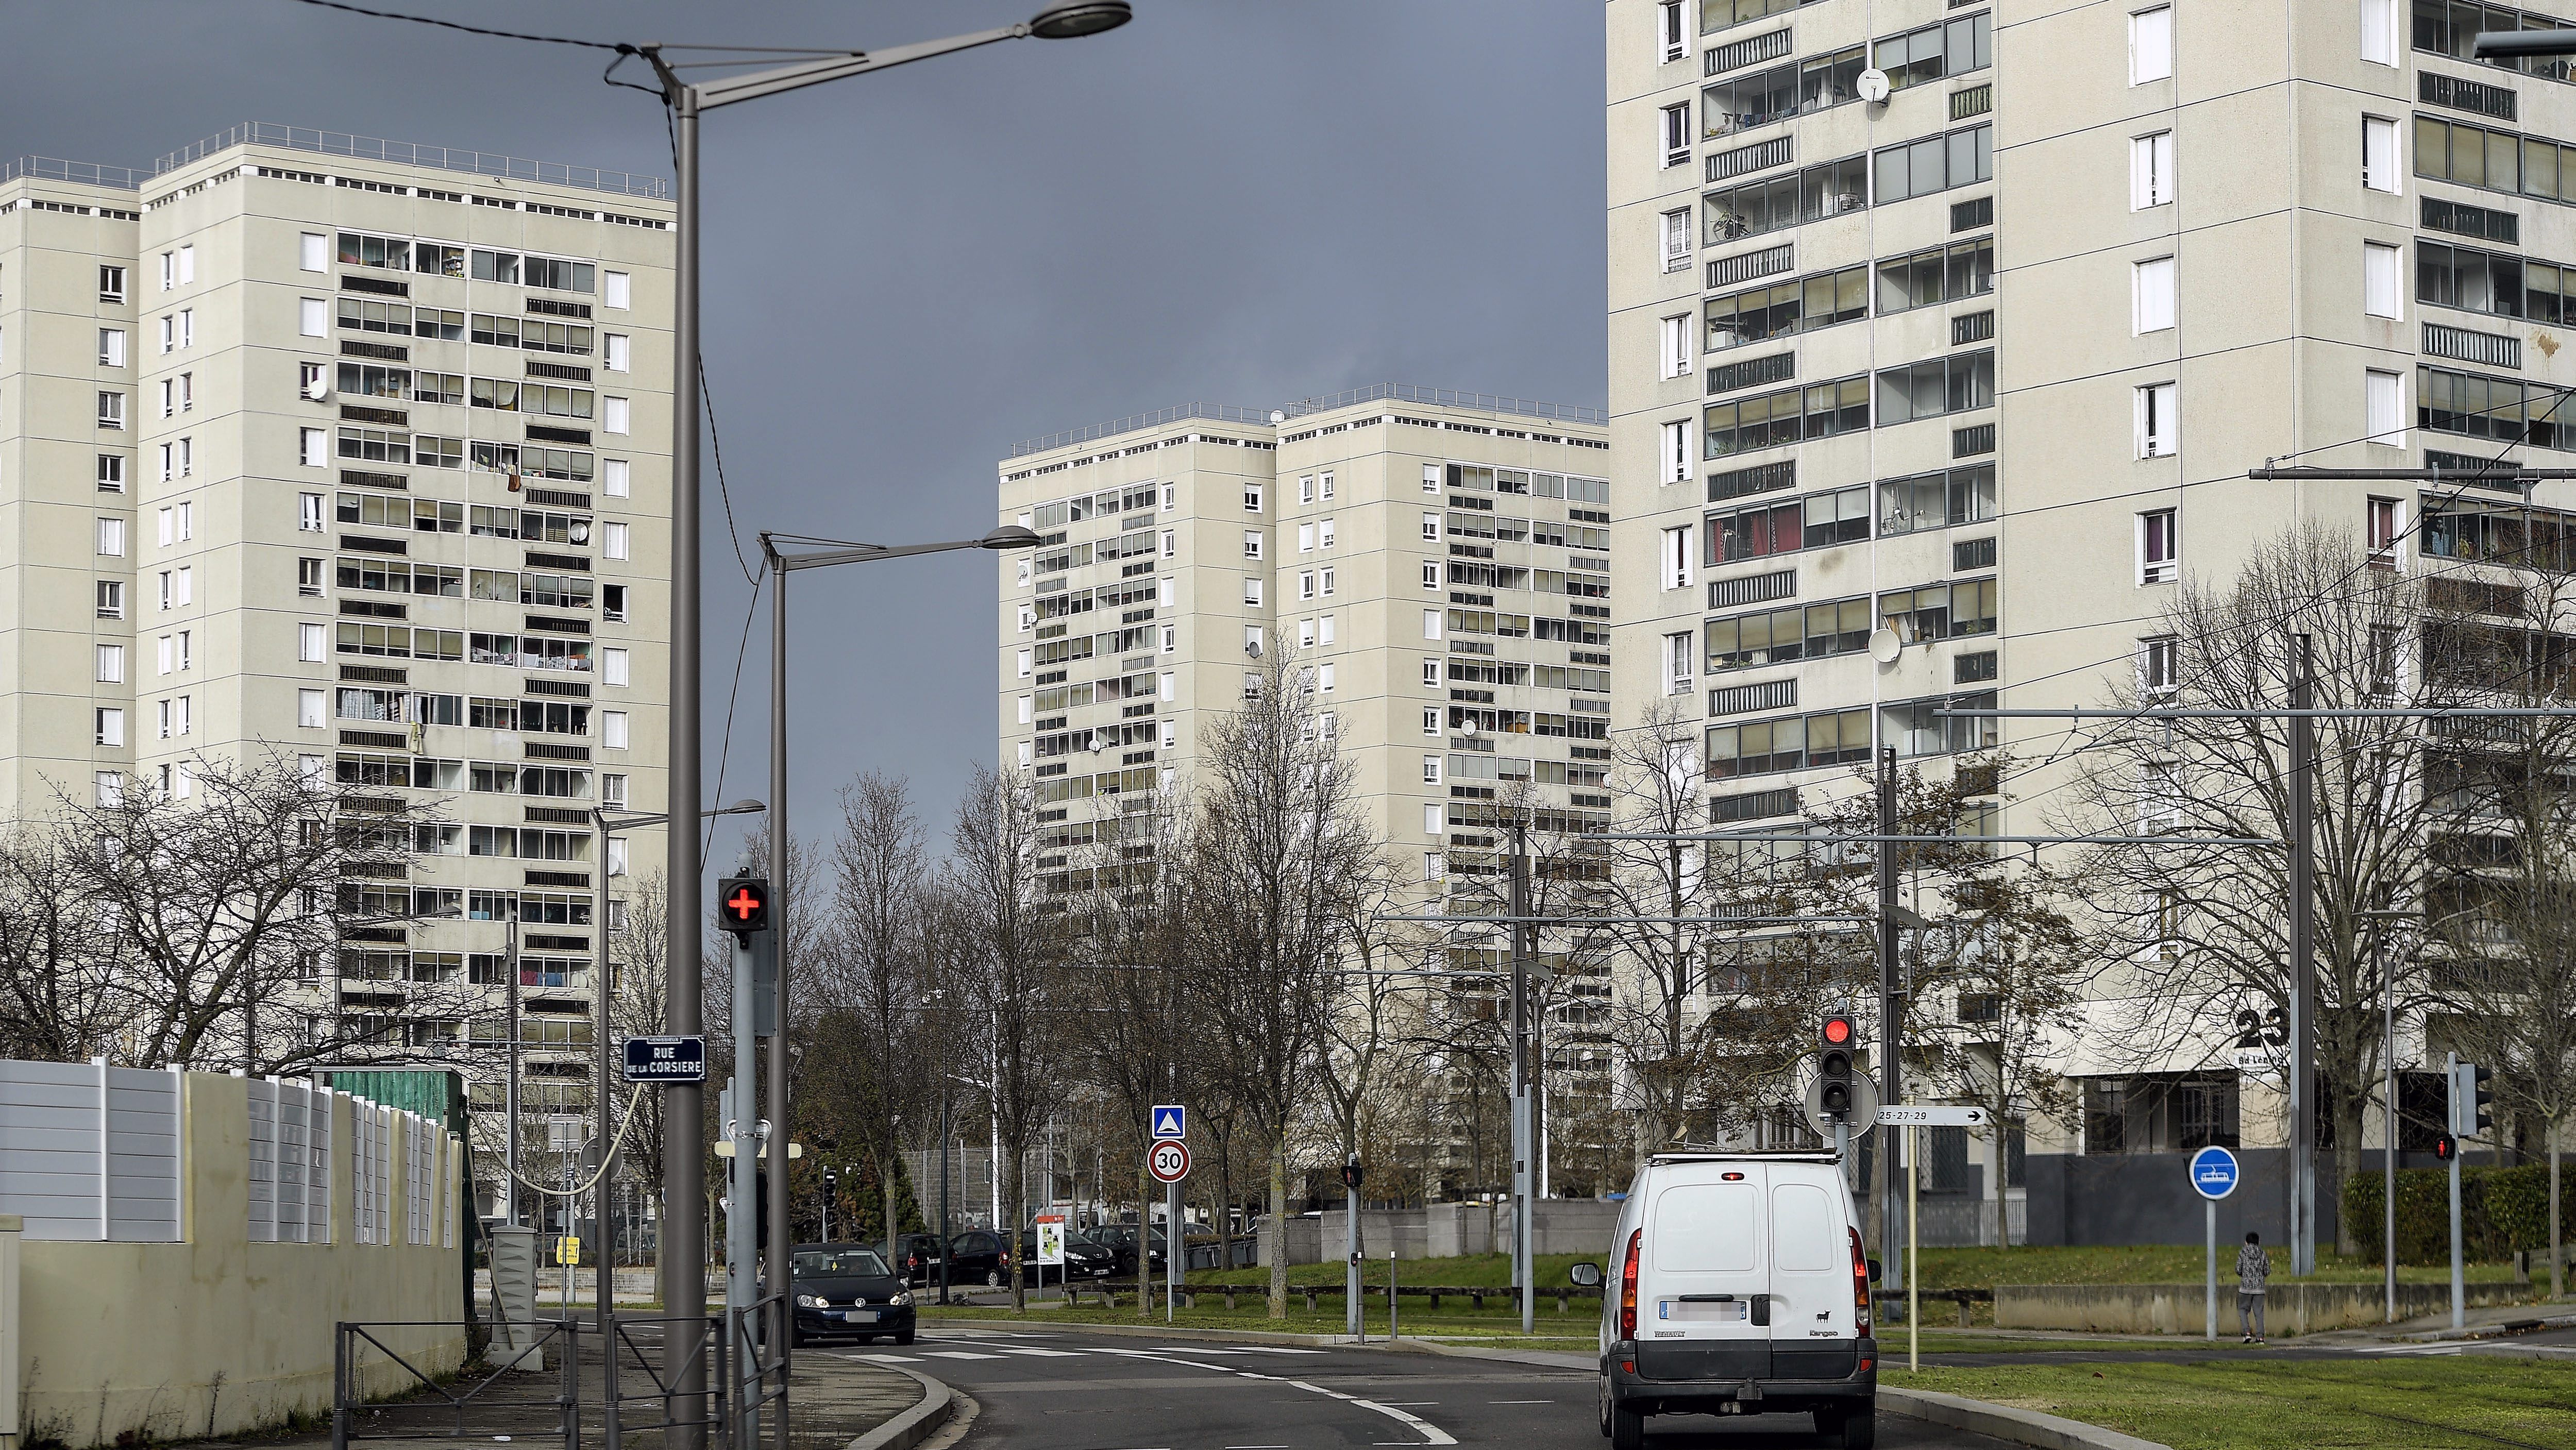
[321, 1067, 470, 1129]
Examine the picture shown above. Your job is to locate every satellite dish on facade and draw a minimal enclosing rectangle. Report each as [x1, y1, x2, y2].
[1867, 627, 1904, 664]
[1461, 718, 1479, 737]
[1269, 410, 1286, 425]
[1857, 68, 1891, 105]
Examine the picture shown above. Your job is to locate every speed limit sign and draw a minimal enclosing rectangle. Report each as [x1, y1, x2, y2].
[1148, 1139, 1191, 1184]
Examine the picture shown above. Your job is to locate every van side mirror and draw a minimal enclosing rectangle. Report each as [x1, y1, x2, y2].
[1867, 1259, 1882, 1284]
[1569, 1262, 1603, 1287]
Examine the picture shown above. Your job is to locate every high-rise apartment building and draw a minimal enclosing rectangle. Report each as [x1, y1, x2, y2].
[1, 125, 672, 1201]
[1610, 1, 2568, 1237]
[997, 386, 1617, 1189]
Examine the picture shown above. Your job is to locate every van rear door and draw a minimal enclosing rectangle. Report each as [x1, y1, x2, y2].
[1632, 1166, 1770, 1384]
[1767, 1167, 1860, 1380]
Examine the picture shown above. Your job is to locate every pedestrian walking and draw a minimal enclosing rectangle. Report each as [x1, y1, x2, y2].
[2235, 1230, 2270, 1342]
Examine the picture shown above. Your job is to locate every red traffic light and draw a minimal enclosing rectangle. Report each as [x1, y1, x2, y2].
[718, 876, 770, 935]
[2434, 1133, 2458, 1162]
[1822, 1014, 1855, 1046]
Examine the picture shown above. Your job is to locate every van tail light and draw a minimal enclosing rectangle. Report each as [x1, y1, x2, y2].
[1619, 1228, 1643, 1341]
[1848, 1226, 1871, 1335]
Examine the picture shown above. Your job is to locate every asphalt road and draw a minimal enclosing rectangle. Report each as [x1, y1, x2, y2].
[813, 1325, 2026, 1449]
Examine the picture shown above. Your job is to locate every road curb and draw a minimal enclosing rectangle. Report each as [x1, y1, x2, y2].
[843, 1362, 955, 1450]
[1881, 1388, 2171, 1450]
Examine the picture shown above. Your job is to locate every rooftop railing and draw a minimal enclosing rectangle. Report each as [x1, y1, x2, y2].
[151, 123, 667, 200]
[1006, 402, 1273, 460]
[1, 156, 145, 190]
[1276, 382, 1607, 426]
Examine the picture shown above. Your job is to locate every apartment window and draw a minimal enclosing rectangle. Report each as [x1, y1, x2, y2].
[98, 265, 125, 302]
[1319, 614, 1337, 645]
[300, 428, 327, 468]
[97, 708, 125, 747]
[2133, 256, 2177, 333]
[1422, 561, 1440, 589]
[1661, 312, 1693, 378]
[1422, 755, 1442, 785]
[604, 334, 631, 372]
[2363, 115, 2399, 193]
[1704, 375, 1870, 457]
[1243, 529, 1265, 560]
[2361, 0, 2399, 65]
[156, 635, 173, 676]
[293, 557, 323, 597]
[1662, 102, 1692, 168]
[98, 327, 127, 368]
[2130, 6, 2174, 83]
[603, 397, 629, 434]
[96, 645, 124, 683]
[1320, 567, 1336, 597]
[1661, 0, 1687, 62]
[97, 392, 125, 430]
[603, 647, 631, 686]
[177, 310, 193, 349]
[2366, 368, 2406, 445]
[1875, 351, 1995, 427]
[97, 517, 125, 557]
[604, 271, 631, 309]
[173, 566, 192, 606]
[296, 688, 326, 729]
[2132, 131, 2176, 209]
[297, 231, 328, 271]
[1872, 124, 1992, 205]
[2135, 381, 2179, 457]
[1663, 526, 1695, 590]
[298, 494, 326, 535]
[175, 245, 194, 285]
[1422, 659, 1442, 687]
[1663, 208, 1693, 273]
[1244, 484, 1264, 511]
[1665, 631, 1695, 695]
[1662, 419, 1694, 484]
[604, 459, 630, 498]
[296, 621, 326, 663]
[96, 580, 124, 619]
[1422, 609, 1444, 642]
[1243, 577, 1264, 606]
[1318, 518, 1336, 549]
[1299, 618, 1317, 649]
[1421, 511, 1442, 543]
[299, 298, 326, 337]
[1320, 663, 1337, 694]
[2140, 636, 2181, 695]
[603, 521, 630, 560]
[2364, 241, 2402, 318]
[2356, 509, 2414, 587]
[2140, 508, 2180, 583]
[1873, 240, 1993, 317]
[1298, 476, 1316, 505]
[1160, 625, 1176, 653]
[97, 454, 125, 493]
[1422, 464, 1440, 494]
[157, 316, 174, 355]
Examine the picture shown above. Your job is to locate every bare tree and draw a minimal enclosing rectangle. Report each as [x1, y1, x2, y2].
[2054, 522, 2460, 1253]
[813, 772, 934, 1267]
[608, 869, 672, 1207]
[950, 764, 1064, 1311]
[1176, 635, 1386, 1316]
[0, 821, 126, 1062]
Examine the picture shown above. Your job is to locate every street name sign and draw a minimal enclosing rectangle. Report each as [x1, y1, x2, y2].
[624, 1035, 707, 1084]
[1151, 1104, 1186, 1139]
[1878, 1104, 1988, 1128]
[2189, 1144, 2240, 1200]
[1148, 1139, 1192, 1184]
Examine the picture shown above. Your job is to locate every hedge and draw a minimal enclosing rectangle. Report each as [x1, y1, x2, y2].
[2341, 1160, 2576, 1265]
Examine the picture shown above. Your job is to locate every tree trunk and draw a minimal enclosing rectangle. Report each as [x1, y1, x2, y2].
[2334, 1097, 2367, 1259]
[1267, 1134, 1289, 1319]
[2551, 1123, 2564, 1301]
[879, 1148, 899, 1272]
[1993, 1077, 2010, 1250]
[1136, 1157, 1152, 1317]
[1007, 1143, 1027, 1313]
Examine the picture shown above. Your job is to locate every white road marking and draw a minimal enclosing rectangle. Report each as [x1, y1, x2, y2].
[1051, 1345, 1456, 1446]
[1488, 1399, 1550, 1403]
[844, 1353, 921, 1364]
[919, 1350, 1005, 1360]
[997, 1347, 1086, 1357]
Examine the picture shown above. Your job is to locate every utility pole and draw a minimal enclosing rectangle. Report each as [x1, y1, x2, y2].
[765, 566, 790, 1450]
[2289, 634, 2317, 1277]
[937, 1090, 953, 1305]
[1510, 817, 1534, 1336]
[1876, 747, 1903, 1296]
[504, 919, 521, 1228]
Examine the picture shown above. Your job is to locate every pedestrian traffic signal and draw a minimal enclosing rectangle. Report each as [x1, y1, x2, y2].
[718, 876, 770, 937]
[1819, 1012, 1859, 1119]
[1341, 1160, 1365, 1190]
[2434, 1133, 2458, 1162]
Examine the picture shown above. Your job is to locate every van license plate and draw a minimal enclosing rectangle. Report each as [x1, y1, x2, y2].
[1660, 1300, 1747, 1322]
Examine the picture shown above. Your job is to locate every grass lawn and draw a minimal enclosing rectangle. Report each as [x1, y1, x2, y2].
[1895, 1356, 2576, 1449]
[921, 1295, 1594, 1339]
[1186, 1252, 1596, 1290]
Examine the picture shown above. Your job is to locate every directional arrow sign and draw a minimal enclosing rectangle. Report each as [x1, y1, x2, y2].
[1150, 1104, 1186, 1140]
[1149, 1139, 1191, 1184]
[1877, 1104, 1989, 1128]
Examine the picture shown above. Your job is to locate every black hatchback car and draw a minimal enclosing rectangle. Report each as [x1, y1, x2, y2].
[788, 1244, 915, 1346]
[1015, 1226, 1116, 1282]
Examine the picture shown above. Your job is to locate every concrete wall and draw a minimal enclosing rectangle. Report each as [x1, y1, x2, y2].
[4, 1073, 464, 1449]
[2023, 1149, 2340, 1249]
[1996, 1281, 2533, 1337]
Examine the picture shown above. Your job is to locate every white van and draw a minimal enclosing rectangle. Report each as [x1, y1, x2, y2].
[1569, 1151, 1877, 1449]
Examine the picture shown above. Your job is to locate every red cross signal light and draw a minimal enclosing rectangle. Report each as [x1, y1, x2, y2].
[719, 876, 770, 936]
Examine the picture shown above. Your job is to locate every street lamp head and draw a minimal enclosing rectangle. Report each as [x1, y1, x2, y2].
[980, 524, 1043, 550]
[1029, 1, 1132, 39]
[720, 799, 766, 816]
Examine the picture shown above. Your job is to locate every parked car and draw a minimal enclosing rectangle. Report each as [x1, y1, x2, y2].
[945, 1227, 1013, 1288]
[1015, 1226, 1116, 1282]
[787, 1243, 914, 1347]
[894, 1232, 945, 1287]
[1569, 1151, 1877, 1450]
[1089, 1223, 1167, 1277]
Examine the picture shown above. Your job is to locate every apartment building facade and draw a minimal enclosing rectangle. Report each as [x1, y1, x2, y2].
[1610, 0, 2572, 1241]
[0, 125, 673, 1203]
[997, 386, 1620, 1193]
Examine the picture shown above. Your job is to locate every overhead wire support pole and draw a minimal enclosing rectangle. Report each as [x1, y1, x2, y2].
[1876, 747, 1903, 1302]
[764, 540, 789, 1450]
[2290, 634, 2318, 1277]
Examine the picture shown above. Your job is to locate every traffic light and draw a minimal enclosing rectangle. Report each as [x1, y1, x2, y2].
[2434, 1133, 2459, 1162]
[718, 876, 770, 937]
[822, 1165, 839, 1207]
[1341, 1160, 1365, 1190]
[1819, 1011, 1858, 1119]
[2451, 1060, 2495, 1138]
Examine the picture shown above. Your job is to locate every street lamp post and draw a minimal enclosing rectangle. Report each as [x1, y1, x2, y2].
[2360, 907, 2416, 1325]
[631, 11, 1127, 1442]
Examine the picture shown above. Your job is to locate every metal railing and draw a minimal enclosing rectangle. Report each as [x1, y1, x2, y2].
[151, 124, 668, 199]
[1, 156, 144, 189]
[332, 1313, 734, 1450]
[1275, 382, 1607, 426]
[1006, 402, 1274, 460]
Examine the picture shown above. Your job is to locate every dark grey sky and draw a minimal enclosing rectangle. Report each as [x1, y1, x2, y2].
[6, 1, 1606, 838]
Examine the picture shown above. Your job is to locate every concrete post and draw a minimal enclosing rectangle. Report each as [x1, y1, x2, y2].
[0, 1214, 20, 1450]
